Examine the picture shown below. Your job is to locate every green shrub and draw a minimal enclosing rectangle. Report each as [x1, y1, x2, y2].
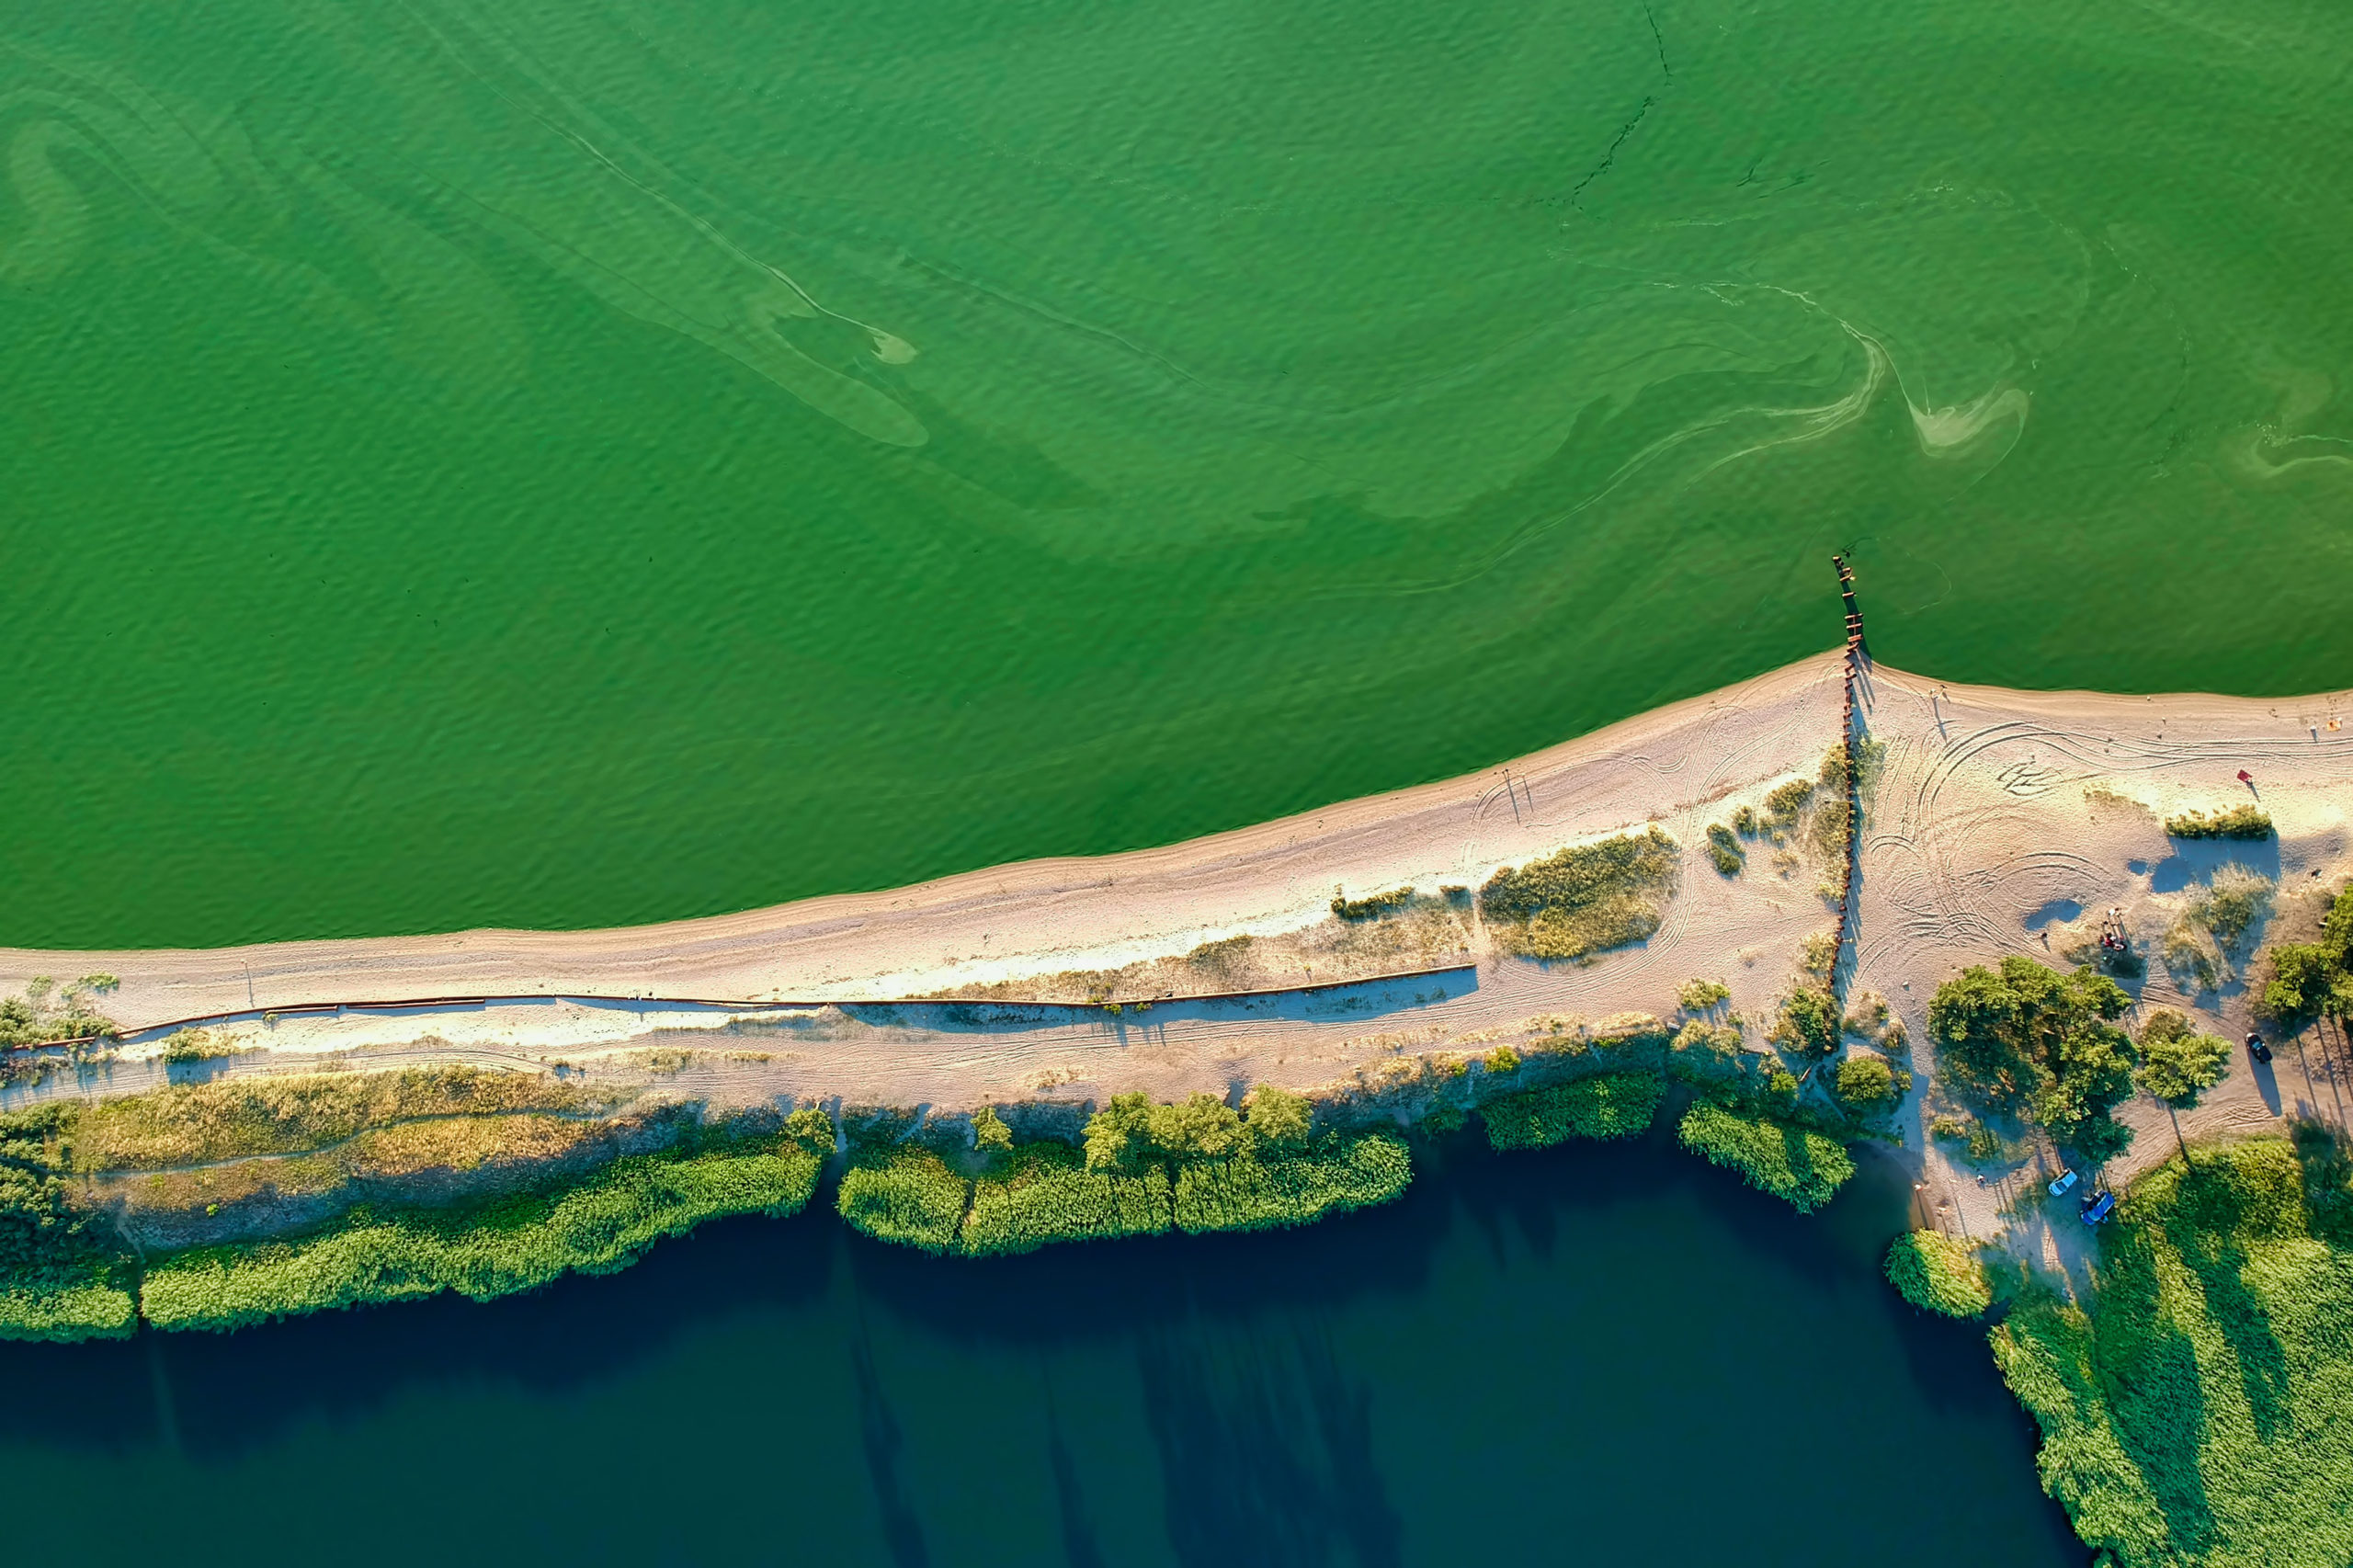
[1883, 1231, 1990, 1317]
[143, 1132, 823, 1331]
[1677, 1104, 1855, 1212]
[1480, 827, 1677, 961]
[1991, 1133, 2353, 1568]
[1678, 977, 1731, 1013]
[1172, 1135, 1411, 1234]
[960, 1144, 1170, 1256]
[1731, 804, 1761, 837]
[1705, 824, 1744, 875]
[1764, 778, 1814, 824]
[158, 1028, 247, 1064]
[1666, 1019, 1749, 1086]
[1330, 885, 1416, 920]
[956, 1131, 1411, 1256]
[1834, 1053, 1904, 1107]
[2164, 803, 2273, 840]
[1481, 1073, 1665, 1151]
[1774, 986, 1840, 1055]
[836, 1146, 971, 1253]
[2192, 866, 2275, 951]
[1483, 1044, 1522, 1074]
[0, 1266, 137, 1342]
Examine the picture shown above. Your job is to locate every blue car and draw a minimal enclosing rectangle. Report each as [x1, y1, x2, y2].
[2081, 1190, 2117, 1225]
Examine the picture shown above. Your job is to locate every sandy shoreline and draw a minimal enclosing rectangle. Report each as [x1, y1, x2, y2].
[10, 652, 2353, 1268]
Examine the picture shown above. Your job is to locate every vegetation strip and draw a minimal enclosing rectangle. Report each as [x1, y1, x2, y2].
[1991, 1131, 2353, 1568]
[139, 1121, 830, 1332]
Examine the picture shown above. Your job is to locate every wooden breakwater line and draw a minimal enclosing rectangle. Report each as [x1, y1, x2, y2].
[1830, 553, 1866, 992]
[2, 961, 1483, 1056]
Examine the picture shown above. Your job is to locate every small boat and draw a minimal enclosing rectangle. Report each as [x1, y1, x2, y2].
[2049, 1168, 2079, 1199]
[2081, 1190, 2117, 1225]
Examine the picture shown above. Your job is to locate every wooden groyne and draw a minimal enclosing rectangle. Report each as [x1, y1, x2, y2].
[1830, 553, 1866, 992]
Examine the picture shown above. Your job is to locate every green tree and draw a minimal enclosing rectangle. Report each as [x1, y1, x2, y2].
[1243, 1085, 1313, 1151]
[1084, 1092, 1154, 1173]
[2263, 942, 2334, 1026]
[2137, 1011, 2231, 1106]
[972, 1106, 1014, 1153]
[1928, 957, 2135, 1154]
[782, 1106, 836, 1154]
[1145, 1093, 1244, 1159]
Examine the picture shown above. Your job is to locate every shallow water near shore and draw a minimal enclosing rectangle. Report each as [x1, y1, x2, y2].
[7, 0, 2353, 949]
[0, 1132, 2078, 1566]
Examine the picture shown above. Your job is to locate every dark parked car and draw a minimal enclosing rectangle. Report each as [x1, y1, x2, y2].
[2246, 1031, 2273, 1064]
[2081, 1190, 2118, 1225]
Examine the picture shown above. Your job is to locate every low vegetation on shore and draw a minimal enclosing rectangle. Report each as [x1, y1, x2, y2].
[1992, 1129, 2353, 1568]
[0, 975, 118, 1051]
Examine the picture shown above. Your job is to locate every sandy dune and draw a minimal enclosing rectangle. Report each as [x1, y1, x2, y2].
[9, 652, 2353, 1266]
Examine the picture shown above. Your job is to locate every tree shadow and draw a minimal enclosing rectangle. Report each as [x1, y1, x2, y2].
[1041, 1385, 1108, 1568]
[0, 1207, 839, 1460]
[1136, 1315, 1401, 1568]
[850, 1316, 932, 1568]
[2109, 1309, 2220, 1557]
[2160, 1176, 2293, 1443]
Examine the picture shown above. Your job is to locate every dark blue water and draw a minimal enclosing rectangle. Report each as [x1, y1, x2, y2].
[0, 1131, 2080, 1566]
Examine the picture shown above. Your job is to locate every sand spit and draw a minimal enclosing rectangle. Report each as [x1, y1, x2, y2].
[8, 653, 2353, 1267]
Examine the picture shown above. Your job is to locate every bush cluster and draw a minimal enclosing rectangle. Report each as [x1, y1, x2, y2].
[1883, 1230, 1990, 1317]
[1676, 1103, 1854, 1212]
[1704, 824, 1744, 876]
[1329, 885, 1416, 920]
[2163, 803, 2273, 840]
[1480, 1072, 1665, 1151]
[837, 1088, 1411, 1258]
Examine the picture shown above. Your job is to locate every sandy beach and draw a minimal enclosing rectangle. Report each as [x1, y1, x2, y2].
[9, 651, 2353, 1268]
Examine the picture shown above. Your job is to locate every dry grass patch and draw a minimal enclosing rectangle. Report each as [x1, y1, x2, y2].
[1480, 827, 1677, 961]
[68, 1066, 619, 1171]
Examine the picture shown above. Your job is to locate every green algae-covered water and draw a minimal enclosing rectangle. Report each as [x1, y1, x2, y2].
[6, 0, 2352, 947]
